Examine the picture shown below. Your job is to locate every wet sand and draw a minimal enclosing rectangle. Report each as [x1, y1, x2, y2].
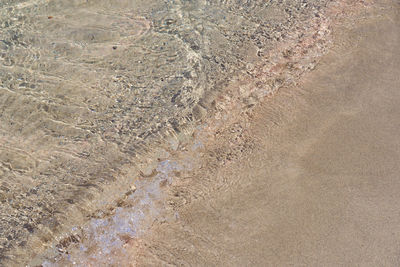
[1, 0, 398, 265]
[134, 2, 400, 266]
[1, 1, 354, 264]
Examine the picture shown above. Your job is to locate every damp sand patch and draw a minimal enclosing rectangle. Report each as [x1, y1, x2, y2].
[0, 0, 371, 265]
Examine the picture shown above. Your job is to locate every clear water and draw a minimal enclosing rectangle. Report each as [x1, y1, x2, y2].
[0, 0, 332, 265]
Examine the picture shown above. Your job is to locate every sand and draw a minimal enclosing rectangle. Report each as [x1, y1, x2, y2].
[1, 0, 399, 265]
[132, 2, 400, 266]
[1, 1, 351, 264]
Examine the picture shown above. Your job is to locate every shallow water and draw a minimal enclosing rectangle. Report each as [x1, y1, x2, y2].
[0, 0, 336, 264]
[133, 3, 400, 265]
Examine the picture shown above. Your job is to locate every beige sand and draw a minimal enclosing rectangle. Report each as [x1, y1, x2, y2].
[134, 2, 400, 266]
[0, 1, 341, 262]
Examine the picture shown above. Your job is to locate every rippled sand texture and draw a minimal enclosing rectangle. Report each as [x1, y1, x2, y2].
[0, 0, 362, 264]
[133, 2, 400, 266]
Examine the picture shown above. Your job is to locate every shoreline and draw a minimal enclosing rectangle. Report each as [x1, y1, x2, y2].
[0, 0, 377, 265]
[28, 0, 381, 265]
[132, 1, 400, 265]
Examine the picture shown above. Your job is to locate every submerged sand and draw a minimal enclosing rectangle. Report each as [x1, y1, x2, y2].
[1, 0, 399, 265]
[132, 2, 400, 266]
[1, 0, 353, 264]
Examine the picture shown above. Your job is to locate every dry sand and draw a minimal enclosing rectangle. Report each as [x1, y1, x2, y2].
[133, 2, 400, 266]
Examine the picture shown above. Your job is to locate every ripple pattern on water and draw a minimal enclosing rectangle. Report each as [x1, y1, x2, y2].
[0, 0, 340, 264]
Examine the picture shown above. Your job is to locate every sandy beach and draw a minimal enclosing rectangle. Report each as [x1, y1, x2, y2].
[1, 0, 349, 264]
[131, 2, 400, 266]
[1, 0, 399, 265]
